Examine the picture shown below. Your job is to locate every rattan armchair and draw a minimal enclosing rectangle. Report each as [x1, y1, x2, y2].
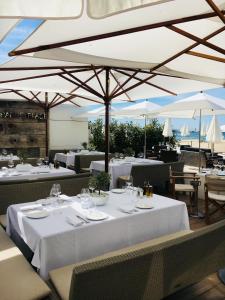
[205, 175, 225, 224]
[170, 169, 200, 214]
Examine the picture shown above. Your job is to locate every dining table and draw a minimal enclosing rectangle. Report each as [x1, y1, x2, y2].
[0, 165, 75, 182]
[6, 192, 189, 279]
[55, 151, 105, 167]
[0, 155, 20, 161]
[90, 158, 164, 188]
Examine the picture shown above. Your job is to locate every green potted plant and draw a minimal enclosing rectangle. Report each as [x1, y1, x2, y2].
[88, 172, 111, 205]
[81, 142, 88, 150]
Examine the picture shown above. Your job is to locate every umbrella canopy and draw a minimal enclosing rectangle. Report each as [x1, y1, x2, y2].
[180, 124, 190, 137]
[77, 105, 119, 118]
[200, 122, 207, 136]
[206, 115, 223, 143]
[220, 124, 225, 132]
[115, 100, 161, 117]
[163, 118, 173, 137]
[158, 92, 225, 117]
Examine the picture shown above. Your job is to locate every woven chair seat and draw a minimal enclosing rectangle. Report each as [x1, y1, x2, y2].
[0, 214, 6, 229]
[175, 184, 194, 192]
[208, 192, 225, 202]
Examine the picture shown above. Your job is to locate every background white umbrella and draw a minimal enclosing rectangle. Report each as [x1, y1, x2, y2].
[200, 123, 207, 136]
[77, 105, 119, 118]
[115, 100, 161, 158]
[206, 115, 223, 154]
[180, 124, 190, 137]
[163, 118, 173, 138]
[220, 124, 225, 132]
[155, 92, 225, 169]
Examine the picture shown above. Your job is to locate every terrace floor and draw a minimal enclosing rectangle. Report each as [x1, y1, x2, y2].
[165, 197, 225, 300]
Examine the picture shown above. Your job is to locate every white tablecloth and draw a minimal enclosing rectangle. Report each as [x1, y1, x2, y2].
[55, 151, 105, 166]
[0, 166, 75, 182]
[90, 159, 164, 188]
[7, 193, 189, 279]
[0, 155, 19, 161]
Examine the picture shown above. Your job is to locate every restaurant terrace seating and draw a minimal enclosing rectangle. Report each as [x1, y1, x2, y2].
[0, 226, 51, 300]
[0, 173, 90, 228]
[74, 154, 114, 173]
[48, 219, 225, 300]
[205, 175, 225, 225]
[118, 161, 184, 194]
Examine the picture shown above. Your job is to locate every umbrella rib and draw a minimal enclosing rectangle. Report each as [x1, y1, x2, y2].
[151, 25, 225, 72]
[187, 51, 225, 63]
[9, 10, 225, 56]
[91, 65, 105, 95]
[13, 90, 45, 109]
[167, 25, 225, 56]
[110, 70, 139, 97]
[61, 68, 104, 99]
[109, 70, 132, 101]
[205, 0, 225, 24]
[114, 69, 177, 96]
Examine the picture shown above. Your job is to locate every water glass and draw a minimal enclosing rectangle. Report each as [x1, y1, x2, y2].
[8, 159, 14, 169]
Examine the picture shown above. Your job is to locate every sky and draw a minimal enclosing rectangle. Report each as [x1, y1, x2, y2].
[0, 20, 225, 131]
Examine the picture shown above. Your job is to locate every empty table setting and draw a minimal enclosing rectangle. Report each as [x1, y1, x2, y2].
[55, 150, 105, 166]
[6, 190, 189, 279]
[0, 164, 75, 181]
[90, 157, 164, 188]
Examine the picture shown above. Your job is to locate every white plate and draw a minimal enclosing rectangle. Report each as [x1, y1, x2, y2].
[111, 189, 125, 194]
[136, 202, 154, 209]
[25, 210, 49, 219]
[86, 210, 108, 221]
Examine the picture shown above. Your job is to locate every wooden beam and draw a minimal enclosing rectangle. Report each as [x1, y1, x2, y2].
[187, 50, 225, 63]
[9, 10, 225, 56]
[168, 25, 225, 56]
[112, 74, 156, 99]
[0, 67, 93, 85]
[151, 25, 225, 72]
[205, 0, 225, 24]
[92, 65, 105, 95]
[12, 90, 44, 109]
[110, 70, 139, 97]
[109, 70, 132, 101]
[114, 69, 177, 96]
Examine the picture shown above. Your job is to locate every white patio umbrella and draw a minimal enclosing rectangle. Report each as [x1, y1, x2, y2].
[206, 115, 223, 154]
[180, 124, 190, 137]
[163, 118, 173, 138]
[200, 123, 207, 136]
[220, 125, 225, 132]
[115, 100, 161, 158]
[77, 105, 119, 118]
[156, 92, 225, 169]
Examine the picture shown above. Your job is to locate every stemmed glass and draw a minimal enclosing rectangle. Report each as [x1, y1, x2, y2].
[36, 158, 43, 167]
[8, 159, 14, 169]
[80, 188, 91, 209]
[50, 184, 62, 205]
[2, 149, 7, 157]
[88, 183, 95, 195]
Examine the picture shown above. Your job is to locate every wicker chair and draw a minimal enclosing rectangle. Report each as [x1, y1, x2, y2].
[49, 220, 225, 300]
[205, 175, 225, 224]
[170, 169, 200, 214]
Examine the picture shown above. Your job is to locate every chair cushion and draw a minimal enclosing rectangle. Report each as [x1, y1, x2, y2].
[208, 192, 225, 202]
[175, 184, 194, 192]
[0, 214, 6, 229]
[0, 226, 51, 300]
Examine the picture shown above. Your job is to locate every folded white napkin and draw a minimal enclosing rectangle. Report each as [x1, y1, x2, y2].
[59, 194, 74, 201]
[66, 216, 83, 227]
[20, 204, 42, 211]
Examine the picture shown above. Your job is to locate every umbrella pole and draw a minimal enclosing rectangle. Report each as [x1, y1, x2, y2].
[144, 115, 147, 159]
[198, 109, 202, 171]
[104, 68, 110, 173]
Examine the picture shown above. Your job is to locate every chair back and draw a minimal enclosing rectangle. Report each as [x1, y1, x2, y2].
[160, 150, 178, 163]
[69, 220, 225, 300]
[74, 154, 113, 173]
[205, 175, 225, 192]
[131, 163, 169, 194]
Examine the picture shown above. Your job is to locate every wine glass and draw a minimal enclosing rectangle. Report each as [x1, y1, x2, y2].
[36, 158, 42, 167]
[80, 188, 91, 209]
[2, 149, 7, 156]
[8, 159, 14, 169]
[88, 183, 95, 195]
[43, 157, 49, 166]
